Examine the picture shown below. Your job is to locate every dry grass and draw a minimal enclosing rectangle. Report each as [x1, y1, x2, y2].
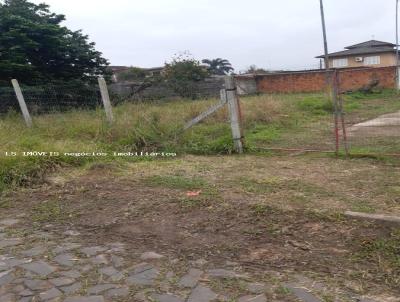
[1, 90, 400, 193]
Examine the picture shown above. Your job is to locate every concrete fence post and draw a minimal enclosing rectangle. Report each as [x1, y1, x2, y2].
[98, 77, 114, 124]
[397, 67, 400, 90]
[224, 76, 244, 154]
[11, 79, 32, 128]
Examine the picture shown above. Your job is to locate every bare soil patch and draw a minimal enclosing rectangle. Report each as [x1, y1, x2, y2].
[2, 154, 400, 297]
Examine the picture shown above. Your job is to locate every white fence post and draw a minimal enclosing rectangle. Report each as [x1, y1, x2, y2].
[397, 67, 400, 90]
[11, 79, 32, 128]
[98, 77, 114, 124]
[224, 76, 244, 154]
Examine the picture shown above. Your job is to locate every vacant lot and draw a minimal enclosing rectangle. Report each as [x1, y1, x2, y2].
[1, 89, 400, 194]
[0, 91, 400, 301]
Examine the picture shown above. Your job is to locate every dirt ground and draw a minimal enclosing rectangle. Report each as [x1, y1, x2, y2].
[1, 154, 400, 301]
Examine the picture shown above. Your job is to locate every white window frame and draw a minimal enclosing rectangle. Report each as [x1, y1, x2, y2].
[364, 56, 381, 65]
[332, 58, 348, 68]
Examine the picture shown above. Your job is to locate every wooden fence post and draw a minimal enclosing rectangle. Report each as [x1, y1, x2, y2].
[224, 76, 244, 154]
[98, 77, 114, 124]
[11, 79, 32, 128]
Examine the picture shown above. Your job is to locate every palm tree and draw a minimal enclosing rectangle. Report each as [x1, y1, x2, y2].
[202, 58, 234, 75]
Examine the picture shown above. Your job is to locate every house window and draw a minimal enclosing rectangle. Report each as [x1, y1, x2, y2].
[364, 56, 381, 65]
[332, 58, 348, 68]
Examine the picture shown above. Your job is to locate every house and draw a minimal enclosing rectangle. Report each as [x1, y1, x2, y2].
[107, 66, 165, 82]
[317, 40, 399, 68]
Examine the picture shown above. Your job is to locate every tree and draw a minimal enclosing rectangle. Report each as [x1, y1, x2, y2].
[202, 58, 234, 75]
[245, 65, 269, 74]
[0, 0, 109, 84]
[164, 53, 209, 98]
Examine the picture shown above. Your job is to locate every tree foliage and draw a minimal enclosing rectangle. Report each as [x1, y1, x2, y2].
[0, 0, 109, 84]
[202, 58, 234, 75]
[245, 65, 269, 74]
[164, 53, 209, 98]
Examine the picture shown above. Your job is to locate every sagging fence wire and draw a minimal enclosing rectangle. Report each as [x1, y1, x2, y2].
[1, 75, 400, 156]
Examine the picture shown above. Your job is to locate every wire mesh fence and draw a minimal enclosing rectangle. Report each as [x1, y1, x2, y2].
[0, 81, 102, 115]
[1, 75, 400, 156]
[240, 92, 336, 153]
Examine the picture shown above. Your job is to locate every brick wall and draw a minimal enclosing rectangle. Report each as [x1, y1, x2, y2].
[336, 66, 396, 93]
[252, 66, 397, 93]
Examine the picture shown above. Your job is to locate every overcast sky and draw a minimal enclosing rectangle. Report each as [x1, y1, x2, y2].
[31, 0, 397, 72]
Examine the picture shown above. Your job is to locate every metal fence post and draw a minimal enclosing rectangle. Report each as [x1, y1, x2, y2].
[11, 79, 32, 128]
[98, 77, 114, 124]
[224, 76, 244, 154]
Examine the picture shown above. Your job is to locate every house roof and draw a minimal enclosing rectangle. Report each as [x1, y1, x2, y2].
[345, 40, 396, 49]
[316, 40, 398, 58]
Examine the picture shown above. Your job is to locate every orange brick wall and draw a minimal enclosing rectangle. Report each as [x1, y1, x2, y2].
[336, 66, 396, 93]
[255, 66, 397, 93]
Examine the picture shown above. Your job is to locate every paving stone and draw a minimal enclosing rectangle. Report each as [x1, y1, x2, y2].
[64, 297, 105, 302]
[79, 265, 93, 273]
[90, 254, 108, 265]
[13, 284, 24, 292]
[130, 262, 154, 274]
[238, 295, 267, 302]
[110, 255, 124, 268]
[126, 267, 159, 286]
[11, 277, 25, 284]
[0, 239, 22, 249]
[39, 287, 62, 301]
[20, 261, 56, 277]
[206, 269, 246, 279]
[107, 242, 125, 253]
[151, 294, 185, 302]
[5, 259, 29, 268]
[81, 246, 108, 257]
[24, 279, 52, 291]
[187, 285, 217, 302]
[178, 268, 203, 288]
[0, 293, 16, 302]
[105, 287, 130, 298]
[59, 282, 81, 295]
[247, 283, 267, 294]
[60, 270, 81, 278]
[21, 247, 46, 257]
[0, 219, 20, 226]
[110, 272, 125, 282]
[284, 283, 322, 302]
[87, 283, 116, 295]
[0, 269, 14, 286]
[53, 253, 76, 267]
[140, 251, 165, 260]
[19, 289, 34, 297]
[53, 243, 81, 254]
[99, 266, 118, 277]
[49, 277, 75, 287]
[133, 291, 149, 302]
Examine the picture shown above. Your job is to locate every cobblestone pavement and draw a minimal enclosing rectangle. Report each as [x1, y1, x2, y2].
[0, 218, 386, 302]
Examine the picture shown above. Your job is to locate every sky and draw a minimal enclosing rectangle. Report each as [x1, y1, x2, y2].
[31, 0, 397, 72]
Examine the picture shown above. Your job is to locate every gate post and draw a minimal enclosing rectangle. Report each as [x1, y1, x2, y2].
[224, 76, 244, 154]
